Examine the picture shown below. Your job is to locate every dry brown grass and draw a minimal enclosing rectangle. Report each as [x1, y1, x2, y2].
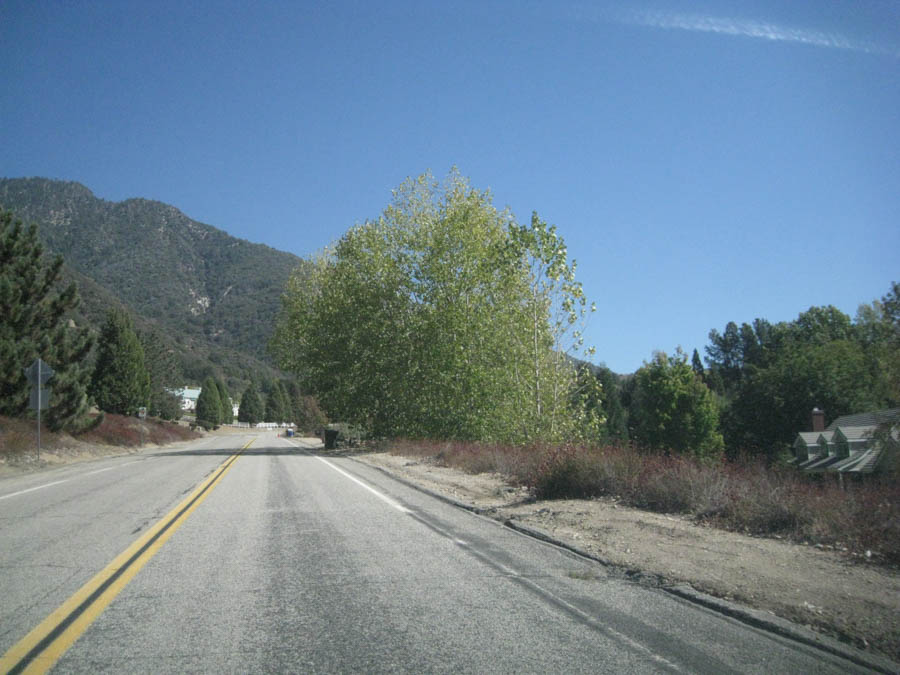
[388, 438, 900, 566]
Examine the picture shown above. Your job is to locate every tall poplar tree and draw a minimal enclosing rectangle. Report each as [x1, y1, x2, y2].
[271, 170, 599, 443]
[0, 209, 95, 430]
[91, 309, 150, 415]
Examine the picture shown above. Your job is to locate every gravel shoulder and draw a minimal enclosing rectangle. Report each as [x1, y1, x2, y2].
[354, 451, 900, 664]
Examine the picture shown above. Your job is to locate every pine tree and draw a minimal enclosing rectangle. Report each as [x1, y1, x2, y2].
[691, 348, 705, 380]
[238, 382, 263, 425]
[0, 209, 95, 430]
[139, 329, 182, 420]
[215, 378, 233, 424]
[91, 309, 150, 415]
[264, 384, 282, 424]
[195, 376, 223, 430]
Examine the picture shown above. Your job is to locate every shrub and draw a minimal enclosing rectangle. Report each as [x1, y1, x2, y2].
[388, 436, 900, 565]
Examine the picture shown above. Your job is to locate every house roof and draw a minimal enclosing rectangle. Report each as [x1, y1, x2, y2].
[834, 426, 876, 442]
[804, 454, 842, 472]
[796, 432, 821, 446]
[826, 408, 900, 431]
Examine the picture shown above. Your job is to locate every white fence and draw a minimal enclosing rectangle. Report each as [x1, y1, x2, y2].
[225, 422, 295, 429]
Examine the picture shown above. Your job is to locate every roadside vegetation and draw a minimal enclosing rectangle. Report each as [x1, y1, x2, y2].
[77, 413, 198, 447]
[0, 413, 198, 462]
[387, 438, 900, 566]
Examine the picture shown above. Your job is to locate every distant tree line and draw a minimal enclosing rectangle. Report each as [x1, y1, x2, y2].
[589, 284, 899, 460]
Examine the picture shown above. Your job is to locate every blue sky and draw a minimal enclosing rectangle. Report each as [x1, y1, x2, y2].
[2, 1, 898, 374]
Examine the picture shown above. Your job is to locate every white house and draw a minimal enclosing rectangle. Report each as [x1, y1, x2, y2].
[170, 387, 201, 411]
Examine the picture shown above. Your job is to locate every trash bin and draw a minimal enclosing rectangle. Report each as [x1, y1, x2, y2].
[324, 428, 339, 449]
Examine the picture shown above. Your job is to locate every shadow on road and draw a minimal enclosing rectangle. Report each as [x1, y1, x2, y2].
[147, 446, 325, 458]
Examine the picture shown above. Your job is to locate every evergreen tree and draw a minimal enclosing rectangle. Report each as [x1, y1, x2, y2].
[215, 378, 234, 424]
[0, 209, 95, 431]
[195, 376, 223, 430]
[139, 329, 182, 420]
[691, 349, 705, 380]
[264, 382, 289, 424]
[596, 366, 628, 441]
[238, 382, 263, 425]
[91, 309, 150, 415]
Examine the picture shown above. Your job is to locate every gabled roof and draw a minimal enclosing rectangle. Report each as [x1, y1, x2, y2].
[796, 432, 821, 446]
[834, 426, 876, 442]
[827, 408, 900, 431]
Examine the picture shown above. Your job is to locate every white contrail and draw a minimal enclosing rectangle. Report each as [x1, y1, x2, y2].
[609, 7, 899, 58]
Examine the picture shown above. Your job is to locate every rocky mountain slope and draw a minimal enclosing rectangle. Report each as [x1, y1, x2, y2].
[0, 177, 305, 385]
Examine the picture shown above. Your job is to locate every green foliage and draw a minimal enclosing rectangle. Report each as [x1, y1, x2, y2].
[215, 378, 234, 424]
[0, 209, 96, 431]
[195, 376, 223, 430]
[139, 329, 182, 420]
[691, 348, 704, 379]
[91, 310, 150, 415]
[704, 292, 899, 458]
[264, 381, 290, 423]
[631, 349, 724, 458]
[594, 365, 628, 441]
[0, 177, 300, 392]
[238, 382, 263, 425]
[294, 394, 328, 432]
[271, 170, 600, 443]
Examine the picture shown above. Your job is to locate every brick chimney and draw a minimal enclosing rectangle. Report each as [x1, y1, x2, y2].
[811, 407, 825, 432]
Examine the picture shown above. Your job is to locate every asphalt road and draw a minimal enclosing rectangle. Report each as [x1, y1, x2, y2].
[0, 431, 880, 673]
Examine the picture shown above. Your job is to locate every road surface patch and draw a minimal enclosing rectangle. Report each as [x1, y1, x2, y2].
[0, 439, 254, 674]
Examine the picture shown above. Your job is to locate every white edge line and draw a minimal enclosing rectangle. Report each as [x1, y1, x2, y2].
[0, 479, 70, 501]
[83, 461, 140, 476]
[313, 455, 410, 513]
[0, 460, 144, 501]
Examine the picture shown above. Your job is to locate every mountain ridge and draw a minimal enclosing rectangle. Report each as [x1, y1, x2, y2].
[0, 176, 305, 388]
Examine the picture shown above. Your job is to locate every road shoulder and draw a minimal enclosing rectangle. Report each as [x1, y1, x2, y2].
[353, 450, 900, 669]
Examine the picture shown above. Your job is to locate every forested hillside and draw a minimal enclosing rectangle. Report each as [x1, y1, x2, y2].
[0, 177, 303, 385]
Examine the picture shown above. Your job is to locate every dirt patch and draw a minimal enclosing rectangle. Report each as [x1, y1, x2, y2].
[355, 451, 900, 663]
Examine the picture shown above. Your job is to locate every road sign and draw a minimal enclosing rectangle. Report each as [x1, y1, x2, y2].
[29, 387, 51, 410]
[138, 407, 147, 419]
[24, 359, 54, 386]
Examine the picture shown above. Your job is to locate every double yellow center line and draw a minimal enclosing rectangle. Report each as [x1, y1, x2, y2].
[0, 439, 253, 675]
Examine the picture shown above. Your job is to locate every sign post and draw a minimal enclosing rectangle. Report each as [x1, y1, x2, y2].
[24, 358, 54, 461]
[138, 407, 147, 447]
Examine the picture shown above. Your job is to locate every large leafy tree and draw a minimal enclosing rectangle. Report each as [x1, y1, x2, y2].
[91, 309, 150, 415]
[195, 377, 223, 430]
[0, 209, 95, 431]
[727, 339, 877, 457]
[705, 298, 896, 458]
[630, 349, 723, 458]
[271, 170, 598, 443]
